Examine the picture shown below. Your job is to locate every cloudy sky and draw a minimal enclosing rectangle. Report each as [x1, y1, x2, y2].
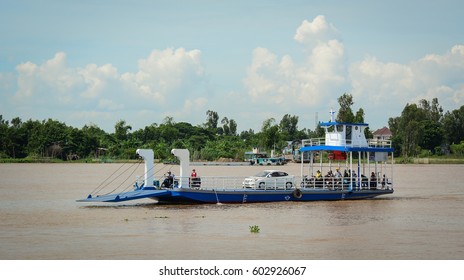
[1, 0, 463, 133]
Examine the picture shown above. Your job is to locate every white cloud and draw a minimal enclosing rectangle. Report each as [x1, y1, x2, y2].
[121, 48, 206, 106]
[244, 15, 347, 111]
[79, 63, 119, 99]
[15, 62, 38, 99]
[349, 44, 464, 117]
[23, 52, 82, 104]
[294, 15, 339, 45]
[4, 47, 210, 130]
[349, 56, 415, 105]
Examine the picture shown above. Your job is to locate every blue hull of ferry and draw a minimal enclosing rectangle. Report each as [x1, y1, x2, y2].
[76, 188, 171, 203]
[153, 188, 394, 204]
[77, 187, 393, 204]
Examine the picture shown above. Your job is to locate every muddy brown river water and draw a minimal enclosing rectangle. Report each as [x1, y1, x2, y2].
[0, 163, 463, 259]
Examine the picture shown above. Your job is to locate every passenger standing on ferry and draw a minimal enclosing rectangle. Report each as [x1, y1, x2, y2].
[351, 170, 357, 188]
[335, 168, 342, 187]
[190, 169, 200, 188]
[335, 168, 342, 178]
[370, 172, 377, 188]
[342, 170, 349, 187]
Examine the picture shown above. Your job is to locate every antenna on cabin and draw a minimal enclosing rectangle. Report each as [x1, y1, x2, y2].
[329, 108, 336, 122]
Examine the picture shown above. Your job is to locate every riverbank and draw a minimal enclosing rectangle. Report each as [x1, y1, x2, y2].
[2, 157, 464, 164]
[397, 157, 464, 164]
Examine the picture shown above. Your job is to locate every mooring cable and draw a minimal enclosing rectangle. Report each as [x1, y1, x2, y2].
[102, 159, 143, 195]
[90, 162, 129, 196]
[92, 159, 143, 196]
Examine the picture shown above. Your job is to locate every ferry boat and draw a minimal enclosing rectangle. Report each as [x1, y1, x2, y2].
[78, 114, 394, 204]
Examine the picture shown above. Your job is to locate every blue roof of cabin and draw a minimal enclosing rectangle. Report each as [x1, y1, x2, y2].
[319, 121, 369, 127]
[300, 145, 394, 153]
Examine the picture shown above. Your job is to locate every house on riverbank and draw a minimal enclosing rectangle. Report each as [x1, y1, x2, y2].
[373, 127, 392, 142]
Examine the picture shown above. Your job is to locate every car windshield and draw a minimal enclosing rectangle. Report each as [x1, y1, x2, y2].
[254, 171, 271, 177]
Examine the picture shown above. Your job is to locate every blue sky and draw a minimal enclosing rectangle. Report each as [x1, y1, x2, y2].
[1, 0, 463, 133]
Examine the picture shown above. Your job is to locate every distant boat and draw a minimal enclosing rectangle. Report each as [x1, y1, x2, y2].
[244, 149, 287, 165]
[78, 114, 394, 204]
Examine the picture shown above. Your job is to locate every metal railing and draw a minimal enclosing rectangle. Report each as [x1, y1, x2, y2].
[300, 175, 393, 191]
[302, 138, 392, 149]
[152, 175, 393, 191]
[368, 139, 392, 148]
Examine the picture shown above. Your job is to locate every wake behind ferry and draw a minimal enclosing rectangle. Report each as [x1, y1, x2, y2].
[78, 114, 394, 204]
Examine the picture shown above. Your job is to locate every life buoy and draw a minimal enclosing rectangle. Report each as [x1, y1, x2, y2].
[293, 188, 303, 199]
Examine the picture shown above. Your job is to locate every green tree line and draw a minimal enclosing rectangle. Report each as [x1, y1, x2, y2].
[1, 94, 464, 161]
[0, 111, 315, 162]
[389, 98, 464, 158]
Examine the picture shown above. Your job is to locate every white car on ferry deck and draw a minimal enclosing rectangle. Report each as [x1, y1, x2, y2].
[242, 170, 294, 189]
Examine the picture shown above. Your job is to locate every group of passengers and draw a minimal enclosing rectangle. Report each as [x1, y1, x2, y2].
[309, 168, 386, 189]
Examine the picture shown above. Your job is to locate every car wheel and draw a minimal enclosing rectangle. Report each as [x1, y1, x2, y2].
[286, 182, 293, 189]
